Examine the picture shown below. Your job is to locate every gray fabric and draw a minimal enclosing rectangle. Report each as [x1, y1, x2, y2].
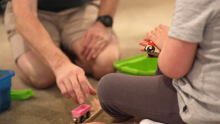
[97, 67, 185, 124]
[169, 0, 220, 123]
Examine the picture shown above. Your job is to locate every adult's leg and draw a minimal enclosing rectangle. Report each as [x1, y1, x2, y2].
[17, 51, 55, 89]
[97, 72, 185, 124]
[71, 35, 119, 79]
[60, 1, 120, 79]
[4, 2, 59, 88]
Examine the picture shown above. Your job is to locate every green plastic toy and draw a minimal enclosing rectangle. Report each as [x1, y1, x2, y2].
[114, 54, 158, 76]
[11, 89, 35, 100]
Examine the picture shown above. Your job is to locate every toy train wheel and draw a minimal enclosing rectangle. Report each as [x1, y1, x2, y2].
[73, 118, 78, 124]
[80, 116, 85, 123]
[86, 111, 90, 118]
[148, 54, 155, 57]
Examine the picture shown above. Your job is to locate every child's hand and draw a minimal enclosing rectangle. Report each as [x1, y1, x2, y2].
[146, 24, 169, 50]
[139, 38, 149, 52]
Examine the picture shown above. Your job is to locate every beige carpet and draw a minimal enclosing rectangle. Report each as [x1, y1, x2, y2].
[0, 0, 175, 124]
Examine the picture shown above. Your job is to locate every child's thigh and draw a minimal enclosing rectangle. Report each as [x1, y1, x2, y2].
[97, 73, 180, 121]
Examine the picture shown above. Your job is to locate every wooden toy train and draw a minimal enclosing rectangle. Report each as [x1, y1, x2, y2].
[71, 104, 91, 124]
[71, 104, 103, 124]
[144, 41, 160, 57]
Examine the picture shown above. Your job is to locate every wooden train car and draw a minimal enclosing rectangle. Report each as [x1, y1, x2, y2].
[145, 41, 160, 57]
[71, 104, 91, 124]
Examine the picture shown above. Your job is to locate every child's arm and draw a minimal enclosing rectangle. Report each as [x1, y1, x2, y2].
[144, 0, 216, 78]
[158, 37, 198, 78]
[144, 24, 198, 78]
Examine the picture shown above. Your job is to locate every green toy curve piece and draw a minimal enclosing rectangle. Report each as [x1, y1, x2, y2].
[11, 89, 35, 100]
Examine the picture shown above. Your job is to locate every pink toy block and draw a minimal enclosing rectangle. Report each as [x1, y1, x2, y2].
[71, 104, 91, 117]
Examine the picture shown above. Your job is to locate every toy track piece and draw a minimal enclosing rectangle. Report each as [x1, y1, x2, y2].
[82, 107, 103, 124]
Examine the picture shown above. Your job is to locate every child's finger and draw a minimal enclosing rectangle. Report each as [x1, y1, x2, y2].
[143, 38, 151, 42]
[139, 42, 148, 46]
[146, 32, 156, 41]
[140, 47, 145, 51]
[159, 24, 169, 29]
[151, 30, 156, 36]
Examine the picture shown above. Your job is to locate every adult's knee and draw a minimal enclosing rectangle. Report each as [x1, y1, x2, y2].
[93, 54, 119, 79]
[93, 65, 115, 79]
[29, 74, 55, 89]
[17, 52, 56, 89]
[18, 68, 55, 89]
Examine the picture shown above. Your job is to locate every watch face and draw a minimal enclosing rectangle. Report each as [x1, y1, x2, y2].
[104, 16, 113, 26]
[97, 16, 113, 27]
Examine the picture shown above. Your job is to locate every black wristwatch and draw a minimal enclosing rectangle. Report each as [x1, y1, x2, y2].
[96, 15, 113, 27]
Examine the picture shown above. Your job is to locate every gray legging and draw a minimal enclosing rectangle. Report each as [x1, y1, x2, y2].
[97, 67, 186, 124]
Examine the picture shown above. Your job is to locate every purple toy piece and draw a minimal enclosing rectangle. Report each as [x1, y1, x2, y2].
[71, 104, 91, 117]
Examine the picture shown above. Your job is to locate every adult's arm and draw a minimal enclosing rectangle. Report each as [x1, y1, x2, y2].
[82, 0, 119, 60]
[98, 0, 119, 17]
[12, 0, 96, 104]
[12, 0, 69, 70]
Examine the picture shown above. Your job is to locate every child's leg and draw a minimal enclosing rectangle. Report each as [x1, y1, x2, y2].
[97, 72, 185, 124]
[154, 65, 164, 75]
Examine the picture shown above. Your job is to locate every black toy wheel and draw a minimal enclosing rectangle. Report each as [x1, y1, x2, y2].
[148, 54, 155, 57]
[147, 45, 155, 53]
[80, 116, 85, 123]
[86, 111, 91, 118]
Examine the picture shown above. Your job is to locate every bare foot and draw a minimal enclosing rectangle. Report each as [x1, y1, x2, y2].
[146, 24, 169, 50]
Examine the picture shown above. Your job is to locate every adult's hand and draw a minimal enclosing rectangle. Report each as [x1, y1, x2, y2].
[81, 21, 112, 60]
[54, 62, 97, 104]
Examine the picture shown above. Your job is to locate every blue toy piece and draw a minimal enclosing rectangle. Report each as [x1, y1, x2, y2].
[0, 70, 15, 113]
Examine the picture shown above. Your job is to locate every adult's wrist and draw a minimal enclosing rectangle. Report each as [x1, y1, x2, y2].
[96, 15, 113, 28]
[94, 21, 111, 29]
[46, 50, 72, 72]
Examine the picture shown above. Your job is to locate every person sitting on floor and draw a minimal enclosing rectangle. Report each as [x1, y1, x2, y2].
[88, 0, 220, 124]
[4, 0, 120, 104]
